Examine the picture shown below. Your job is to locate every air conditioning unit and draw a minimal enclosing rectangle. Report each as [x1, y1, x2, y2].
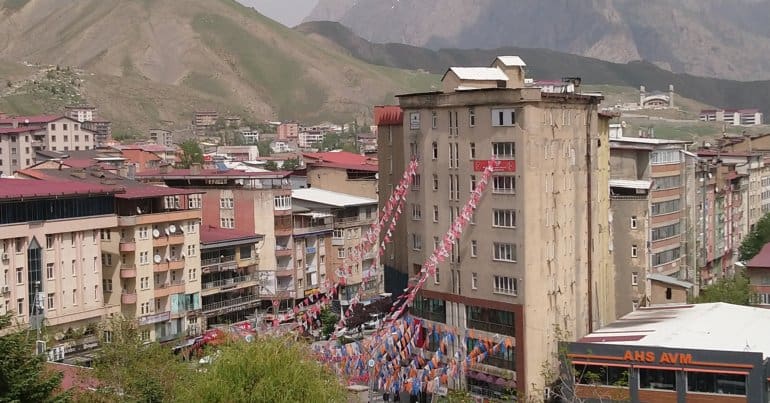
[1, 286, 9, 294]
[1, 253, 8, 261]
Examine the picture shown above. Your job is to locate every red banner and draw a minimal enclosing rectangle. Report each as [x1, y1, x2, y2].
[473, 159, 515, 172]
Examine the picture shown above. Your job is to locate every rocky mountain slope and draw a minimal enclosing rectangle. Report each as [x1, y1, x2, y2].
[305, 0, 770, 80]
[0, 0, 435, 131]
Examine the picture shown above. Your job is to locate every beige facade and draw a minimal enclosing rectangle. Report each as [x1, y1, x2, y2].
[649, 278, 689, 305]
[381, 56, 614, 399]
[149, 129, 173, 148]
[306, 166, 378, 199]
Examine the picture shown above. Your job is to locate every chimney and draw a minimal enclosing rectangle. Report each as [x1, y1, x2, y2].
[191, 163, 201, 175]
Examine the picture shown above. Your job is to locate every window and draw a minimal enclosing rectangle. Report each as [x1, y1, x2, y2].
[449, 143, 459, 168]
[493, 209, 516, 228]
[630, 216, 637, 229]
[471, 273, 478, 289]
[687, 372, 746, 395]
[492, 175, 515, 194]
[15, 267, 23, 284]
[413, 174, 421, 190]
[631, 244, 638, 258]
[492, 142, 515, 159]
[471, 240, 478, 257]
[470, 175, 476, 191]
[493, 276, 517, 296]
[187, 220, 197, 233]
[432, 174, 439, 190]
[432, 141, 438, 160]
[103, 279, 113, 293]
[140, 277, 149, 290]
[651, 199, 680, 216]
[333, 229, 344, 239]
[274, 195, 291, 210]
[220, 218, 234, 229]
[101, 253, 112, 266]
[337, 248, 346, 258]
[46, 234, 54, 249]
[469, 108, 476, 127]
[100, 229, 111, 240]
[491, 108, 516, 126]
[493, 242, 516, 262]
[70, 232, 76, 246]
[189, 268, 197, 281]
[448, 174, 459, 200]
[654, 175, 681, 190]
[665, 287, 673, 300]
[138, 227, 149, 240]
[573, 365, 629, 386]
[466, 306, 514, 336]
[411, 234, 422, 251]
[50, 123, 56, 130]
[140, 301, 151, 315]
[639, 368, 676, 391]
[74, 135, 79, 142]
[16, 298, 23, 316]
[140, 330, 150, 341]
[14, 238, 23, 253]
[47, 293, 55, 310]
[434, 267, 440, 284]
[433, 236, 440, 251]
[46, 263, 54, 279]
[631, 272, 639, 286]
[651, 222, 681, 241]
[186, 245, 196, 257]
[71, 259, 76, 276]
[652, 247, 681, 266]
[63, 135, 68, 142]
[139, 251, 149, 265]
[469, 142, 476, 159]
[63, 123, 68, 130]
[431, 111, 437, 129]
[72, 289, 77, 305]
[219, 198, 234, 209]
[650, 149, 681, 165]
[240, 246, 252, 259]
[411, 204, 422, 220]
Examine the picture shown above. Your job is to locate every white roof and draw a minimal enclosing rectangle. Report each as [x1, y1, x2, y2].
[581, 303, 770, 357]
[296, 212, 333, 219]
[610, 136, 691, 145]
[494, 56, 526, 67]
[446, 67, 509, 81]
[292, 188, 377, 208]
[608, 179, 652, 190]
[647, 273, 693, 289]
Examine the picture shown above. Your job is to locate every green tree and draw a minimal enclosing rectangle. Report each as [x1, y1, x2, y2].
[257, 140, 272, 157]
[693, 272, 754, 305]
[739, 213, 770, 261]
[81, 317, 191, 403]
[179, 140, 204, 168]
[281, 157, 301, 171]
[264, 161, 278, 171]
[0, 313, 66, 402]
[178, 337, 346, 403]
[318, 307, 338, 338]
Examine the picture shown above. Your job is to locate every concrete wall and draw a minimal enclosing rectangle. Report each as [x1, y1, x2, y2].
[307, 166, 378, 199]
[610, 197, 649, 316]
[649, 281, 688, 305]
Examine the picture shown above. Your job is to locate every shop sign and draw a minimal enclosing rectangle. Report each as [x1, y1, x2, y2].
[623, 350, 693, 365]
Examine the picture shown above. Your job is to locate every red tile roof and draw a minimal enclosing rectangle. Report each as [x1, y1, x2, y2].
[115, 143, 175, 153]
[0, 178, 118, 199]
[200, 226, 263, 244]
[302, 151, 378, 172]
[747, 243, 770, 269]
[137, 168, 291, 178]
[0, 115, 65, 125]
[114, 185, 201, 200]
[46, 363, 99, 392]
[374, 105, 403, 126]
[0, 126, 45, 135]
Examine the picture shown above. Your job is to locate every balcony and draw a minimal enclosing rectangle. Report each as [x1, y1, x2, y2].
[201, 256, 237, 273]
[138, 311, 171, 326]
[154, 281, 186, 298]
[202, 294, 260, 314]
[467, 318, 514, 337]
[119, 239, 136, 252]
[293, 223, 334, 236]
[331, 237, 345, 246]
[275, 246, 293, 257]
[154, 259, 185, 272]
[335, 216, 369, 227]
[202, 274, 257, 291]
[118, 209, 199, 227]
[274, 288, 296, 299]
[121, 291, 137, 304]
[120, 266, 137, 278]
[153, 234, 185, 247]
[274, 226, 293, 237]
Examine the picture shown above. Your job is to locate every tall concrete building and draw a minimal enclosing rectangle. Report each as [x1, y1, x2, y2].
[377, 56, 614, 400]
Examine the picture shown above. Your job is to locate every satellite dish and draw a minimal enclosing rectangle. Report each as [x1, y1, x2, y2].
[164, 227, 171, 236]
[621, 121, 627, 128]
[165, 256, 171, 262]
[152, 229, 160, 238]
[169, 224, 177, 234]
[153, 255, 162, 264]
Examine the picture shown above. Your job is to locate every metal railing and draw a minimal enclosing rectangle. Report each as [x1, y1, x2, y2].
[293, 223, 334, 235]
[201, 256, 236, 267]
[467, 318, 515, 336]
[202, 274, 256, 290]
[202, 294, 260, 312]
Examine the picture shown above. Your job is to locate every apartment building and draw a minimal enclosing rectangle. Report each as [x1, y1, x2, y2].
[200, 227, 262, 327]
[0, 179, 118, 355]
[193, 110, 218, 131]
[298, 131, 325, 149]
[378, 56, 614, 400]
[609, 134, 693, 314]
[699, 108, 763, 126]
[302, 151, 379, 199]
[149, 129, 173, 148]
[277, 122, 299, 141]
[17, 167, 205, 343]
[135, 166, 296, 310]
[0, 115, 96, 175]
[292, 207, 334, 297]
[291, 188, 380, 306]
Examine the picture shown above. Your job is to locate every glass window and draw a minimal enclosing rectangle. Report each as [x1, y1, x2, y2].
[639, 368, 676, 391]
[687, 371, 746, 395]
[573, 365, 629, 387]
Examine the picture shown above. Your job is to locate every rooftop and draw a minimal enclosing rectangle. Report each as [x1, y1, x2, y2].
[114, 143, 175, 153]
[292, 188, 377, 208]
[0, 126, 45, 135]
[493, 56, 526, 67]
[647, 273, 693, 289]
[137, 168, 291, 179]
[200, 226, 263, 245]
[0, 114, 65, 125]
[374, 105, 403, 126]
[443, 67, 509, 82]
[577, 303, 770, 358]
[0, 178, 117, 200]
[303, 151, 378, 172]
[610, 136, 692, 146]
[746, 242, 770, 269]
[609, 179, 652, 190]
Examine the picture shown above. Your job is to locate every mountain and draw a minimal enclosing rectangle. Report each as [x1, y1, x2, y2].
[297, 21, 770, 116]
[0, 0, 436, 132]
[305, 0, 770, 81]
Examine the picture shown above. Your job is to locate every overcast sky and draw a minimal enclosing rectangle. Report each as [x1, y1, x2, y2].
[237, 0, 319, 27]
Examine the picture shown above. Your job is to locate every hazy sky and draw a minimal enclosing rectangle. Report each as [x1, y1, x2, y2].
[237, 0, 319, 27]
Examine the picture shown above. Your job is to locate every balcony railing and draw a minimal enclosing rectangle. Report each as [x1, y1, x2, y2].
[293, 223, 334, 236]
[202, 274, 257, 290]
[201, 256, 237, 272]
[202, 294, 260, 313]
[467, 318, 514, 337]
[335, 216, 370, 227]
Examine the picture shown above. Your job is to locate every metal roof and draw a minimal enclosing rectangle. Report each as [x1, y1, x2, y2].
[445, 67, 509, 81]
[578, 303, 770, 357]
[647, 273, 693, 289]
[493, 56, 526, 67]
[610, 137, 692, 145]
[608, 179, 652, 190]
[292, 188, 377, 208]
